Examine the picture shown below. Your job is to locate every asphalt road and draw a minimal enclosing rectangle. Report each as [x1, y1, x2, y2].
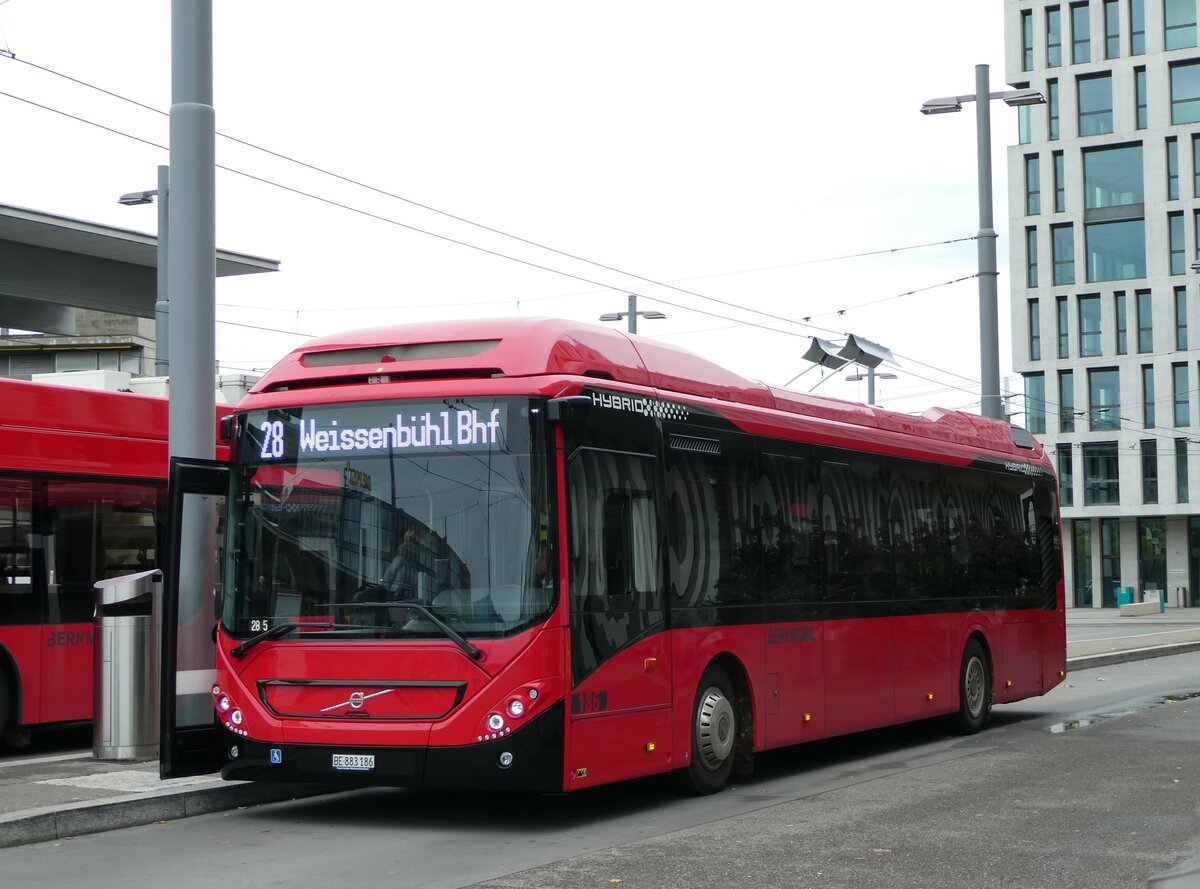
[3, 651, 1199, 889]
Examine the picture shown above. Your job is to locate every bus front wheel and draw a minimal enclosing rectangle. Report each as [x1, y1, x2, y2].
[678, 663, 737, 795]
[954, 639, 991, 734]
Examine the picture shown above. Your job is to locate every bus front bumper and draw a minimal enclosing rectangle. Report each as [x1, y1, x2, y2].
[219, 701, 564, 792]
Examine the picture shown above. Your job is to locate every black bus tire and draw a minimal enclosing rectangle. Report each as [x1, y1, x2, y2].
[954, 639, 991, 734]
[677, 663, 737, 795]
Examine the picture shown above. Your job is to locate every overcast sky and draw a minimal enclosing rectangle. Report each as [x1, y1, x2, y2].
[0, 2, 1015, 416]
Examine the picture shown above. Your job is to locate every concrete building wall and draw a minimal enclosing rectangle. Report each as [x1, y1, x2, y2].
[1005, 0, 1200, 608]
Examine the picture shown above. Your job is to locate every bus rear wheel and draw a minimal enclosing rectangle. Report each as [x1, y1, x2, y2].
[677, 663, 737, 795]
[954, 639, 991, 734]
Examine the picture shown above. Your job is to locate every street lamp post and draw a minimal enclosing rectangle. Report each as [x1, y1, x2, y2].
[845, 367, 898, 406]
[118, 165, 170, 376]
[599, 294, 666, 334]
[921, 65, 1044, 421]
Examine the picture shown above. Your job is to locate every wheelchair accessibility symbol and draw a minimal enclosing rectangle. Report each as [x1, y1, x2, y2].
[270, 748, 282, 764]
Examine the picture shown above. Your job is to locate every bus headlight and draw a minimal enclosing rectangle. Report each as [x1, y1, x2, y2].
[508, 699, 525, 718]
[487, 713, 505, 732]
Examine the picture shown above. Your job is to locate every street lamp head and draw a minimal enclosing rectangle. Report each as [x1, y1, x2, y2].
[920, 98, 963, 115]
[1001, 88, 1046, 108]
[598, 312, 624, 322]
[641, 311, 667, 320]
[118, 189, 158, 206]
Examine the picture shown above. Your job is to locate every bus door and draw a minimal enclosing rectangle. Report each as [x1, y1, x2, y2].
[565, 446, 672, 786]
[161, 458, 228, 779]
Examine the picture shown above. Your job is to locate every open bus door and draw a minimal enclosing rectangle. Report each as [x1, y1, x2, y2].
[160, 458, 229, 779]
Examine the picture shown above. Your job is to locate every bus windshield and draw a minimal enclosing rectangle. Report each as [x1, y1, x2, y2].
[221, 396, 554, 642]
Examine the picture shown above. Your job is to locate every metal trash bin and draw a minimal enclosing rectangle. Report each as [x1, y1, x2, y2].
[93, 569, 162, 760]
[1116, 587, 1134, 607]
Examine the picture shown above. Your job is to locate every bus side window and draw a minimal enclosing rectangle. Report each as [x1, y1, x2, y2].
[567, 449, 659, 613]
[601, 491, 657, 597]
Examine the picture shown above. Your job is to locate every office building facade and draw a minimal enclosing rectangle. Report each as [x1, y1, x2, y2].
[1007, 0, 1200, 607]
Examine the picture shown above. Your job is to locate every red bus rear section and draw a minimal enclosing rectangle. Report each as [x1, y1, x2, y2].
[163, 318, 1065, 793]
[0, 378, 229, 743]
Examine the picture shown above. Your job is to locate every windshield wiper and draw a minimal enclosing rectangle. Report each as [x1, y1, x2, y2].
[229, 621, 354, 658]
[354, 600, 483, 660]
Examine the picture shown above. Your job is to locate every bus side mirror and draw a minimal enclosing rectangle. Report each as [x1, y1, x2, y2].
[218, 415, 235, 444]
[547, 396, 592, 425]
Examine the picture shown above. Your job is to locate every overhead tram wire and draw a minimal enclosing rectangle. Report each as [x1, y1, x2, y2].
[0, 88, 871, 347]
[0, 76, 993, 397]
[3, 55, 980, 337]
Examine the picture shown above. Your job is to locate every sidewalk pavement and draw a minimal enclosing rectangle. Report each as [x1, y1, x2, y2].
[3, 607, 1200, 851]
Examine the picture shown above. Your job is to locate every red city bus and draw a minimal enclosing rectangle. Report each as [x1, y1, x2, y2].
[162, 318, 1064, 793]
[0, 377, 229, 744]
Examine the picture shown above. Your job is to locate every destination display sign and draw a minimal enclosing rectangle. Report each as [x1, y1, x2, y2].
[242, 400, 510, 464]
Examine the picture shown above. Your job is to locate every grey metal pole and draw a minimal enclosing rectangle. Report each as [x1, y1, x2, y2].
[975, 63, 1003, 421]
[627, 294, 637, 335]
[168, 0, 215, 460]
[154, 164, 170, 377]
[166, 0, 218, 735]
[867, 366, 876, 406]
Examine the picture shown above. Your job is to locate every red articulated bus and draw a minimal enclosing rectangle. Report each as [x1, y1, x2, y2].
[162, 318, 1064, 793]
[0, 377, 230, 744]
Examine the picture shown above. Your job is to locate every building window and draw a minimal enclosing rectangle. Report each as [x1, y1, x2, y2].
[1116, 291, 1129, 353]
[1081, 293, 1103, 356]
[1084, 144, 1143, 208]
[1078, 73, 1114, 136]
[1083, 442, 1120, 504]
[1177, 438, 1190, 502]
[1029, 299, 1042, 360]
[1101, 518, 1122, 607]
[1048, 6, 1063, 66]
[1171, 212, 1187, 274]
[1075, 519, 1093, 606]
[1169, 137, 1180, 199]
[1058, 295, 1070, 357]
[1171, 61, 1200, 124]
[1088, 219, 1146, 281]
[1026, 155, 1041, 215]
[1059, 444, 1075, 506]
[1027, 227, 1039, 287]
[1131, 0, 1146, 53]
[1023, 9, 1036, 70]
[1105, 0, 1121, 56]
[1175, 362, 1191, 425]
[1073, 2, 1093, 62]
[1089, 367, 1121, 430]
[1061, 368, 1076, 431]
[1177, 285, 1189, 349]
[1019, 105, 1033, 145]
[1166, 0, 1198, 49]
[1143, 440, 1159, 503]
[1144, 364, 1157, 427]
[1140, 518, 1167, 597]
[1195, 210, 1200, 269]
[1054, 151, 1066, 212]
[1136, 67, 1148, 128]
[1054, 223, 1076, 284]
[1049, 79, 1061, 140]
[1137, 289, 1153, 352]
[1026, 373, 1047, 433]
[1194, 134, 1200, 196]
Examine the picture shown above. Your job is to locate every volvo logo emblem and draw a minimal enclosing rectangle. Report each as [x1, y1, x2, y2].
[349, 691, 366, 710]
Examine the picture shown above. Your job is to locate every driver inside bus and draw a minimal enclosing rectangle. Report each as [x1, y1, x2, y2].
[382, 526, 430, 602]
